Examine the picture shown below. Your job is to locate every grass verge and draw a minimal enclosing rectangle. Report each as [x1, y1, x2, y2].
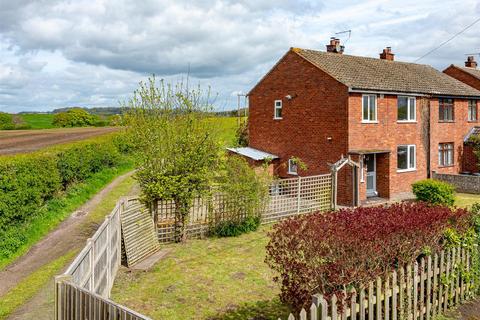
[455, 193, 480, 209]
[0, 157, 134, 270]
[0, 250, 76, 320]
[112, 226, 290, 320]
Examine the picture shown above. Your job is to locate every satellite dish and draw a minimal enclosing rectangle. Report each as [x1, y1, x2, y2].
[335, 43, 341, 52]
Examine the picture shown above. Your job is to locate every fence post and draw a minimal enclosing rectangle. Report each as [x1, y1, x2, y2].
[54, 274, 72, 320]
[297, 176, 302, 214]
[106, 215, 111, 297]
[88, 238, 95, 292]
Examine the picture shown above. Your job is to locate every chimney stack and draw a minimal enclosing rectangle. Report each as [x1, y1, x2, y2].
[465, 56, 477, 68]
[326, 37, 344, 54]
[379, 47, 394, 61]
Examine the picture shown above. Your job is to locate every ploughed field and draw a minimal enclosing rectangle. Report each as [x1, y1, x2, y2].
[0, 127, 119, 155]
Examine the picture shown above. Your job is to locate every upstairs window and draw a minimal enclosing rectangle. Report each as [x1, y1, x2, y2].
[468, 100, 478, 122]
[397, 96, 416, 122]
[439, 98, 454, 122]
[439, 143, 454, 166]
[288, 158, 298, 175]
[274, 100, 282, 119]
[397, 145, 416, 171]
[362, 94, 377, 122]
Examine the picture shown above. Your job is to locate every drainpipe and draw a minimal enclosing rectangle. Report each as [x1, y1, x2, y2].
[426, 98, 431, 178]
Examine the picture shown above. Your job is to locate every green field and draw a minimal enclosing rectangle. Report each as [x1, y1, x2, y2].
[17, 114, 55, 129]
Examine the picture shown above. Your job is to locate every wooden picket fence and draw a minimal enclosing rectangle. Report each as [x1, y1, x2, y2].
[156, 174, 333, 242]
[284, 246, 476, 320]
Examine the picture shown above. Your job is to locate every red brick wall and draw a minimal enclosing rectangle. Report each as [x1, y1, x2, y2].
[430, 98, 477, 174]
[248, 49, 349, 178]
[444, 66, 480, 91]
[348, 94, 429, 202]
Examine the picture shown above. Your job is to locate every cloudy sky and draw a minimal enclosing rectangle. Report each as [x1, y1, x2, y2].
[0, 0, 479, 113]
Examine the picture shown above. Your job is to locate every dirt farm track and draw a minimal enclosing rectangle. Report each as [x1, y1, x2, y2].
[0, 127, 119, 155]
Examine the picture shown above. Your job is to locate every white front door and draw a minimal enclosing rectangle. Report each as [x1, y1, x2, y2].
[365, 154, 377, 197]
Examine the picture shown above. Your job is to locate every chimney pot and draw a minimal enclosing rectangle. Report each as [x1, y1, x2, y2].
[465, 56, 477, 68]
[326, 38, 344, 54]
[380, 47, 395, 61]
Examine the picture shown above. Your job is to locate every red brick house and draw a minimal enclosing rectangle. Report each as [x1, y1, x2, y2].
[237, 40, 480, 205]
[444, 56, 480, 173]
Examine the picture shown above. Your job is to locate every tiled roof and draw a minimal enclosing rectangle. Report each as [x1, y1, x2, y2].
[293, 48, 480, 97]
[451, 65, 480, 80]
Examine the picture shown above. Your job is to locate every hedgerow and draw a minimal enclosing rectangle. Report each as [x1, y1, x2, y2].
[0, 133, 129, 231]
[265, 203, 473, 309]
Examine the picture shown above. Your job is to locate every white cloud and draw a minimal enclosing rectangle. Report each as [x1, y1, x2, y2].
[0, 0, 479, 112]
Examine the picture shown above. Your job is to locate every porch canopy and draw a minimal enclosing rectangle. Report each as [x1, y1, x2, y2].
[464, 126, 480, 143]
[226, 147, 279, 161]
[348, 149, 391, 155]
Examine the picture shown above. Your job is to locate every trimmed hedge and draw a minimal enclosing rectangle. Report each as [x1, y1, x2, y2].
[412, 179, 455, 206]
[265, 203, 472, 309]
[0, 133, 128, 231]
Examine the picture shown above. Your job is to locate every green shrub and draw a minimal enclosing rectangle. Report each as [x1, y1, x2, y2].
[53, 109, 97, 127]
[211, 216, 260, 237]
[0, 113, 13, 129]
[210, 156, 269, 237]
[412, 179, 455, 206]
[56, 139, 121, 186]
[0, 154, 61, 229]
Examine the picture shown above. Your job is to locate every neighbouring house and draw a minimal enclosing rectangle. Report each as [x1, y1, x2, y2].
[232, 38, 480, 206]
[444, 56, 480, 173]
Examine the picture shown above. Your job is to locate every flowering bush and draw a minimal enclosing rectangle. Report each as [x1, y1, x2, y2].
[265, 202, 472, 309]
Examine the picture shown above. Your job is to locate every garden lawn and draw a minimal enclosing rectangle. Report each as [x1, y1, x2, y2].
[111, 226, 290, 320]
[18, 113, 55, 129]
[455, 193, 480, 209]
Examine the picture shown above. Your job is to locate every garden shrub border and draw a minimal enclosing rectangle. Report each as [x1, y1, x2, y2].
[265, 202, 475, 309]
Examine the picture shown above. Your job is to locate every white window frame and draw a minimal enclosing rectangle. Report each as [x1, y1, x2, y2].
[397, 144, 416, 172]
[362, 94, 378, 123]
[274, 100, 282, 120]
[397, 96, 416, 122]
[468, 100, 478, 122]
[438, 143, 454, 167]
[288, 158, 298, 175]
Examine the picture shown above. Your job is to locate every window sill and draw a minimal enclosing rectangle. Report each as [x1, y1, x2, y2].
[273, 117, 283, 120]
[468, 120, 478, 123]
[397, 168, 416, 173]
[288, 172, 298, 175]
[438, 121, 455, 123]
[397, 120, 417, 123]
[438, 165, 454, 168]
[361, 121, 378, 124]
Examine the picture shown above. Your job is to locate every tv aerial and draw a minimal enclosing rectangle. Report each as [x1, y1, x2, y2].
[335, 30, 352, 44]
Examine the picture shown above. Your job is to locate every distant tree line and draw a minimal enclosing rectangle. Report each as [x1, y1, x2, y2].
[18, 106, 247, 117]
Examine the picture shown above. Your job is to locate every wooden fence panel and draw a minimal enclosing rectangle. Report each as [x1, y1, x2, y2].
[55, 280, 151, 320]
[283, 247, 476, 320]
[153, 174, 333, 242]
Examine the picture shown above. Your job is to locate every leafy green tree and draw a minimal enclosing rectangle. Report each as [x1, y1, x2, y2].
[124, 76, 222, 242]
[0, 112, 13, 129]
[53, 108, 98, 127]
